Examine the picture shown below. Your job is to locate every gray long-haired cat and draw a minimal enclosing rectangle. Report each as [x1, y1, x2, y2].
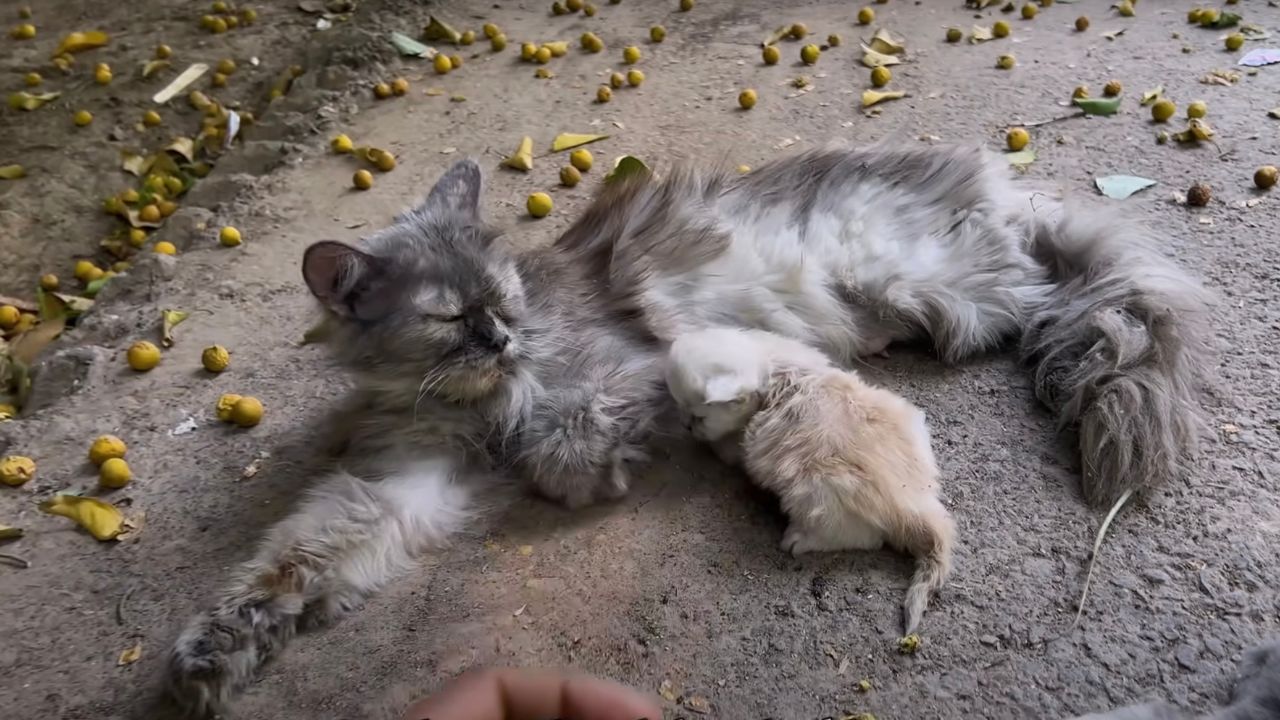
[167, 145, 1210, 717]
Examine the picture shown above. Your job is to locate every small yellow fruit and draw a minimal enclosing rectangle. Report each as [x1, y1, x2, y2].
[460, 30, 475, 46]
[680, 0, 694, 10]
[560, 165, 582, 187]
[1187, 100, 1207, 119]
[0, 456, 35, 487]
[121, 188, 141, 204]
[483, 23, 500, 38]
[24, 71, 40, 87]
[1225, 33, 1244, 52]
[215, 393, 241, 422]
[111, 261, 130, 273]
[210, 17, 228, 33]
[128, 228, 147, 248]
[627, 69, 644, 86]
[139, 204, 161, 223]
[828, 34, 841, 47]
[73, 110, 93, 127]
[434, 54, 453, 74]
[219, 226, 242, 247]
[0, 305, 18, 330]
[762, 45, 781, 65]
[18, 6, 32, 18]
[651, 26, 666, 43]
[1116, 0, 1134, 17]
[230, 396, 264, 428]
[212, 0, 228, 11]
[552, 1, 567, 14]
[521, 42, 538, 61]
[737, 165, 751, 174]
[98, 458, 132, 488]
[391, 77, 410, 96]
[570, 149, 593, 172]
[581, 32, 602, 51]
[596, 85, 612, 102]
[857, 7, 874, 25]
[946, 27, 963, 43]
[13, 313, 36, 332]
[870, 66, 891, 87]
[738, 88, 757, 109]
[211, 72, 230, 88]
[790, 23, 808, 40]
[1021, 3, 1037, 19]
[534, 46, 552, 64]
[1006, 127, 1030, 151]
[623, 46, 641, 64]
[371, 149, 396, 172]
[997, 54, 1016, 70]
[610, 71, 626, 88]
[1103, 80, 1122, 97]
[73, 260, 97, 282]
[353, 169, 374, 190]
[153, 241, 177, 255]
[1187, 8, 1202, 23]
[800, 44, 820, 65]
[491, 33, 507, 51]
[584, 3, 596, 16]
[1255, 166, 1278, 191]
[1151, 98, 1175, 122]
[202, 345, 231, 372]
[527, 192, 553, 218]
[993, 21, 1010, 38]
[40, 274, 59, 291]
[127, 341, 161, 371]
[142, 110, 162, 127]
[1072, 85, 1089, 100]
[567, 0, 583, 10]
[449, 54, 463, 68]
[242, 8, 257, 23]
[89, 435, 127, 466]
[332, 134, 354, 153]
[1075, 16, 1089, 31]
[217, 58, 236, 75]
[157, 199, 178, 218]
[374, 81, 393, 99]
[1198, 8, 1219, 26]
[13, 23, 35, 39]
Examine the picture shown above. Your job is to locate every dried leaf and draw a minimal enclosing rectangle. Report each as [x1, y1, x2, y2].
[117, 642, 142, 666]
[49, 293, 93, 317]
[868, 29, 905, 55]
[53, 30, 109, 56]
[1139, 86, 1163, 106]
[684, 696, 711, 714]
[39, 495, 124, 541]
[422, 16, 461, 44]
[152, 64, 209, 105]
[1174, 118, 1215, 143]
[604, 155, 652, 183]
[1095, 174, 1156, 199]
[1269, 108, 1280, 119]
[861, 89, 906, 108]
[449, 94, 466, 103]
[503, 136, 534, 171]
[1005, 149, 1036, 167]
[8, 91, 61, 111]
[166, 136, 196, 163]
[762, 26, 791, 46]
[161, 309, 190, 348]
[142, 59, 170, 78]
[543, 41, 569, 56]
[1072, 96, 1122, 116]
[1101, 28, 1126, 41]
[517, 544, 533, 556]
[424, 87, 445, 97]
[1201, 69, 1241, 85]
[0, 165, 24, 180]
[0, 525, 22, 540]
[390, 31, 436, 58]
[658, 679, 678, 702]
[969, 26, 994, 44]
[860, 46, 902, 68]
[551, 133, 608, 152]
[120, 152, 150, 176]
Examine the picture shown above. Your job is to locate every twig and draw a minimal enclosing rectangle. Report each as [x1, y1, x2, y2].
[1073, 488, 1134, 628]
[116, 584, 137, 626]
[0, 553, 31, 569]
[1020, 111, 1086, 128]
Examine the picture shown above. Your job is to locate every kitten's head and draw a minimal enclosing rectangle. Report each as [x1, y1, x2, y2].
[302, 159, 527, 402]
[666, 328, 769, 441]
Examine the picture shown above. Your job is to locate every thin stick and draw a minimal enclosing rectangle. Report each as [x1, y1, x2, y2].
[0, 553, 30, 569]
[116, 584, 137, 626]
[1020, 111, 1086, 128]
[1073, 488, 1134, 628]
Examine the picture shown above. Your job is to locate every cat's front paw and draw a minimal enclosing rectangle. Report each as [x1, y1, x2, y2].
[781, 525, 821, 556]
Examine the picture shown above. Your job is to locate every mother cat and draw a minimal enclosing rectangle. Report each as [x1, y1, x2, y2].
[168, 145, 1209, 716]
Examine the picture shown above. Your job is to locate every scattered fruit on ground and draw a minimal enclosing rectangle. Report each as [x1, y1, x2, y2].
[491, 33, 507, 51]
[1198, 8, 1219, 26]
[153, 241, 177, 255]
[800, 44, 820, 65]
[993, 20, 1010, 38]
[871, 66, 891, 87]
[434, 54, 453, 73]
[737, 165, 751, 174]
[24, 72, 40, 86]
[1187, 8, 1203, 23]
[13, 23, 35, 39]
[651, 26, 666, 43]
[127, 340, 162, 370]
[1116, 0, 1134, 17]
[392, 77, 410, 95]
[624, 46, 641, 64]
[354, 169, 374, 190]
[610, 71, 626, 88]
[217, 58, 236, 75]
[763, 45, 780, 64]
[1187, 100, 1207, 119]
[739, 88, 757, 109]
[1151, 98, 1176, 122]
[332, 134, 354, 153]
[581, 32, 604, 52]
[521, 42, 537, 61]
[1075, 16, 1089, 31]
[128, 228, 147, 248]
[219, 226, 241, 247]
[139, 204, 161, 222]
[1072, 85, 1089, 99]
[99, 458, 131, 488]
[1225, 33, 1244, 51]
[857, 7, 874, 25]
[627, 69, 644, 86]
[40, 274, 59, 291]
[1006, 127, 1029, 151]
[534, 46, 552, 64]
[202, 345, 231, 372]
[1104, 80, 1122, 97]
[596, 85, 612, 102]
[215, 393, 241, 421]
[143, 110, 162, 127]
[1021, 3, 1037, 19]
[89, 435, 126, 466]
[156, 43, 172, 58]
[371, 149, 396, 172]
[680, 0, 694, 10]
[567, 0, 583, 10]
[790, 23, 808, 40]
[374, 81, 392, 99]
[460, 30, 475, 46]
[1187, 183, 1211, 207]
[1256, 166, 1278, 191]
[0, 456, 35, 487]
[73, 260, 98, 282]
[997, 54, 1016, 70]
[946, 28, 962, 42]
[73, 110, 93, 126]
[0, 305, 18, 330]
[230, 396, 264, 428]
[570, 149, 594, 171]
[449, 54, 463, 68]
[560, 166, 581, 187]
[527, 192, 553, 218]
[827, 34, 841, 47]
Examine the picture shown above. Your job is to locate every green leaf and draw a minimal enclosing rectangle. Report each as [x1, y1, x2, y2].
[1073, 96, 1122, 116]
[1213, 12, 1241, 29]
[604, 155, 652, 184]
[390, 31, 434, 58]
[7, 91, 61, 111]
[83, 276, 111, 298]
[1095, 175, 1156, 200]
[1005, 149, 1036, 167]
[422, 16, 461, 44]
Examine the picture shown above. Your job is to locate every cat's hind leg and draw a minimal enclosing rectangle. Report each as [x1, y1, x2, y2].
[167, 458, 473, 719]
[782, 514, 884, 555]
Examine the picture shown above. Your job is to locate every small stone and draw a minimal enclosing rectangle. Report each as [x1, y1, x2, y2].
[1175, 644, 1200, 671]
[979, 634, 999, 647]
[1142, 569, 1170, 585]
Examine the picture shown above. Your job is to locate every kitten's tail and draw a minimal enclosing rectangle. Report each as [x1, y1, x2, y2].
[1020, 208, 1212, 507]
[166, 460, 472, 719]
[899, 498, 955, 635]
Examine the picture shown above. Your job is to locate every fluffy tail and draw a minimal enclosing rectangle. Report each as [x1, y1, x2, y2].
[1020, 209, 1212, 507]
[167, 460, 472, 719]
[899, 499, 955, 635]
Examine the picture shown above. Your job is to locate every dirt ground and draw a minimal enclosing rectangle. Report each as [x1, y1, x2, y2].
[2, 0, 1279, 718]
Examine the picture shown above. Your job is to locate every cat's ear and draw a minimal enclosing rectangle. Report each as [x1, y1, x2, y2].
[704, 375, 744, 405]
[415, 158, 482, 219]
[302, 240, 387, 319]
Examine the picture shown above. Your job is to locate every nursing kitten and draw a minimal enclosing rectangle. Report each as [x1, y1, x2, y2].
[666, 327, 955, 634]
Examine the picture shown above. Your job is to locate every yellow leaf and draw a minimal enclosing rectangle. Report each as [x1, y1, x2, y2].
[142, 59, 170, 79]
[861, 89, 907, 107]
[422, 16, 461, 44]
[424, 87, 445, 96]
[39, 495, 124, 541]
[503, 136, 534, 171]
[0, 165, 24, 180]
[0, 524, 23, 540]
[762, 25, 790, 46]
[1139, 86, 1163, 106]
[969, 25, 993, 43]
[7, 91, 61, 111]
[161, 309, 190, 348]
[165, 136, 196, 163]
[543, 40, 569, 55]
[151, 63, 209, 105]
[868, 29, 905, 55]
[860, 46, 901, 68]
[117, 642, 142, 666]
[604, 155, 652, 183]
[53, 30, 109, 56]
[1174, 119, 1215, 144]
[517, 544, 533, 556]
[120, 152, 150, 176]
[551, 133, 609, 152]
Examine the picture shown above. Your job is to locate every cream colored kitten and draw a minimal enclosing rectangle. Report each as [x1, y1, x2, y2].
[666, 327, 955, 634]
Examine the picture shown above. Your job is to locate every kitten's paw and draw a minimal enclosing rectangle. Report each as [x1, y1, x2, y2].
[167, 613, 254, 719]
[781, 525, 821, 556]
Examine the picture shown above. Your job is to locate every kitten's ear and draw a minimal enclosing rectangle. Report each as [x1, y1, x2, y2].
[302, 240, 385, 319]
[416, 158, 482, 220]
[704, 375, 744, 405]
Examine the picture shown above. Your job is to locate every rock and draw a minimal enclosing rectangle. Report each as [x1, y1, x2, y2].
[154, 206, 214, 251]
[215, 141, 300, 176]
[24, 345, 115, 411]
[1143, 569, 1171, 585]
[1175, 643, 1200, 671]
[979, 634, 999, 647]
[1198, 568, 1229, 598]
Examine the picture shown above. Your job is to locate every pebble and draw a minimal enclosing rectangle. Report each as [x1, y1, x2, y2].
[1175, 644, 1200, 671]
[979, 634, 999, 647]
[1143, 569, 1171, 585]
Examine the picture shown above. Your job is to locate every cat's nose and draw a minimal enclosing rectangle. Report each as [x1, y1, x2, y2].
[487, 332, 510, 351]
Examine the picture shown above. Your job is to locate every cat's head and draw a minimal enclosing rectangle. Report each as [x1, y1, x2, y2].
[665, 328, 768, 442]
[301, 159, 527, 403]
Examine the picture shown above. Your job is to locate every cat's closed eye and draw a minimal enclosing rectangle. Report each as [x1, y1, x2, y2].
[428, 314, 464, 323]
